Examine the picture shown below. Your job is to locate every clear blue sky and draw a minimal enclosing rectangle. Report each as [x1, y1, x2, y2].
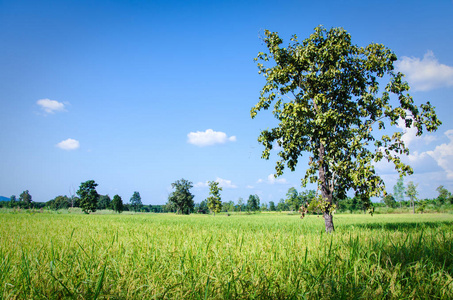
[1, 0, 452, 204]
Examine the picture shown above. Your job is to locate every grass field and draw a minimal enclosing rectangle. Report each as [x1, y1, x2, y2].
[1, 211, 453, 299]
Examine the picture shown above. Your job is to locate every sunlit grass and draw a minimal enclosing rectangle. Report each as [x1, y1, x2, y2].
[1, 212, 452, 299]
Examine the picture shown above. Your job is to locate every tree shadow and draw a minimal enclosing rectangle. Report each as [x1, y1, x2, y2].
[345, 221, 453, 231]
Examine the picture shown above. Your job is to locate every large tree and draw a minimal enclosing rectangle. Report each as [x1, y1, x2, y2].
[207, 181, 223, 216]
[77, 180, 99, 214]
[252, 26, 440, 232]
[167, 179, 195, 215]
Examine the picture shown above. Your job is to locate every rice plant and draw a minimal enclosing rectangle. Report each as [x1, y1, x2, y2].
[0, 212, 452, 299]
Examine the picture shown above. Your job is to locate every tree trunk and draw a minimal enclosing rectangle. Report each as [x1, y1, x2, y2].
[324, 212, 335, 233]
[318, 144, 334, 233]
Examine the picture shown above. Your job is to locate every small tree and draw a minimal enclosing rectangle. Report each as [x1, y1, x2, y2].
[247, 194, 260, 212]
[167, 179, 195, 215]
[382, 194, 397, 208]
[77, 180, 99, 214]
[393, 177, 405, 209]
[252, 26, 440, 232]
[48, 195, 70, 210]
[112, 195, 124, 213]
[269, 201, 276, 211]
[195, 200, 208, 214]
[436, 185, 452, 205]
[406, 181, 418, 214]
[19, 190, 32, 208]
[237, 197, 244, 212]
[98, 195, 112, 210]
[277, 198, 288, 211]
[285, 187, 300, 212]
[130, 191, 142, 212]
[207, 181, 223, 216]
[9, 195, 17, 208]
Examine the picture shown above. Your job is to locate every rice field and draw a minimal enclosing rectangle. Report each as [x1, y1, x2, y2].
[1, 211, 453, 299]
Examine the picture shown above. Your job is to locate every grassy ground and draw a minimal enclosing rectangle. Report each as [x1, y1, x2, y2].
[1, 211, 452, 299]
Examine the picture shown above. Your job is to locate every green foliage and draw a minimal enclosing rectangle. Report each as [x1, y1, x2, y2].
[19, 190, 32, 207]
[436, 185, 452, 205]
[406, 181, 419, 214]
[206, 181, 222, 216]
[76, 180, 99, 214]
[112, 195, 124, 213]
[247, 194, 260, 212]
[393, 176, 405, 207]
[9, 195, 17, 208]
[129, 191, 142, 212]
[276, 198, 289, 211]
[252, 26, 441, 232]
[269, 201, 276, 211]
[416, 200, 427, 214]
[195, 200, 208, 214]
[167, 178, 195, 215]
[47, 195, 70, 210]
[383, 193, 397, 208]
[285, 187, 299, 211]
[237, 198, 244, 212]
[97, 195, 112, 210]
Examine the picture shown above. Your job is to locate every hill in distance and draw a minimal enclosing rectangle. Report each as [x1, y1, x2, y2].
[0, 196, 10, 202]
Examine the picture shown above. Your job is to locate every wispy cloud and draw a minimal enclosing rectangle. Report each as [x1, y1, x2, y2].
[56, 138, 80, 150]
[187, 129, 236, 147]
[37, 99, 67, 114]
[257, 174, 287, 185]
[396, 51, 453, 91]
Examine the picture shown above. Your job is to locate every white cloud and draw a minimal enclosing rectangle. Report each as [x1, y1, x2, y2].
[37, 99, 67, 114]
[257, 174, 287, 185]
[187, 129, 236, 147]
[194, 177, 237, 189]
[395, 51, 453, 91]
[377, 129, 453, 179]
[397, 117, 437, 147]
[194, 181, 209, 188]
[426, 130, 453, 178]
[215, 177, 237, 189]
[56, 138, 80, 150]
[246, 185, 254, 189]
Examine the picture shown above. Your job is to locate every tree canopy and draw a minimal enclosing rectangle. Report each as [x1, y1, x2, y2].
[76, 180, 99, 214]
[130, 191, 142, 212]
[19, 190, 32, 207]
[112, 194, 124, 213]
[206, 181, 222, 216]
[252, 26, 440, 232]
[167, 179, 195, 215]
[247, 194, 260, 212]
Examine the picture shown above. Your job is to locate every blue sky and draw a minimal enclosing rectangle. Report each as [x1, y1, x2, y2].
[1, 0, 452, 204]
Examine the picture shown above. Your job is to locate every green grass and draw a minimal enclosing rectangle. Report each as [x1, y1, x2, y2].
[1, 212, 453, 299]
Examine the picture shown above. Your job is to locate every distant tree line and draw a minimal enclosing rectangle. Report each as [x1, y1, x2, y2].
[3, 178, 451, 215]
